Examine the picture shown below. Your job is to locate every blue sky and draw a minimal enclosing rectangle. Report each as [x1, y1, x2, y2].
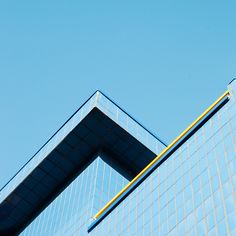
[0, 1, 235, 188]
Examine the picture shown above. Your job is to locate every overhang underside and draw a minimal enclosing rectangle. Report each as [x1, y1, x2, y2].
[0, 107, 157, 235]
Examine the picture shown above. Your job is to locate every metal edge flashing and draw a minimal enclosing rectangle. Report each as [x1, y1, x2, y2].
[97, 90, 168, 147]
[88, 90, 230, 233]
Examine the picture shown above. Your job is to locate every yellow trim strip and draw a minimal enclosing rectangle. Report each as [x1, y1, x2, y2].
[94, 90, 230, 220]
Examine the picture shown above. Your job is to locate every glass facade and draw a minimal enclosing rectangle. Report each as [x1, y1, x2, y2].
[21, 155, 129, 236]
[1, 82, 236, 235]
[0, 90, 165, 235]
[90, 90, 236, 236]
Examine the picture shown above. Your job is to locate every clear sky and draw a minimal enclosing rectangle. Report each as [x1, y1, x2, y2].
[0, 1, 235, 188]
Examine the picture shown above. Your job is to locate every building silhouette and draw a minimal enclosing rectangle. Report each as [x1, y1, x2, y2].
[1, 81, 236, 235]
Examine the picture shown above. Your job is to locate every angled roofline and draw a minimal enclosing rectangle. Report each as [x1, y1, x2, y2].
[0, 90, 167, 193]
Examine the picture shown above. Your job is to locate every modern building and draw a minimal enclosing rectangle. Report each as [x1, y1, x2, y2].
[1, 81, 236, 236]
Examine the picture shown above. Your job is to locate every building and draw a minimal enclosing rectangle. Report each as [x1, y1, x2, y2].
[1, 81, 236, 235]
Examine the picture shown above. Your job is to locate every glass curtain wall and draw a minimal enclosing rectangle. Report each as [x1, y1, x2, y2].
[21, 155, 129, 236]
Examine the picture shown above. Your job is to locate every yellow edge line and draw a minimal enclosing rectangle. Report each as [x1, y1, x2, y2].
[94, 90, 230, 220]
